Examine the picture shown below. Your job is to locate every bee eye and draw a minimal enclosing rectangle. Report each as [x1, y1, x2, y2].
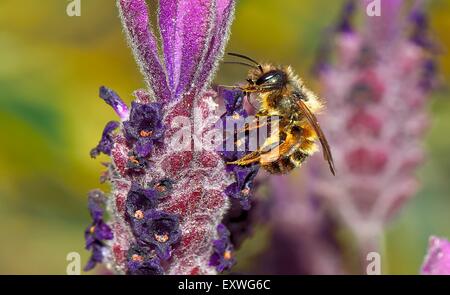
[255, 70, 286, 88]
[256, 72, 276, 85]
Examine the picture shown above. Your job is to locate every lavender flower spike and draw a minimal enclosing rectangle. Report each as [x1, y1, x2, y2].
[421, 236, 450, 275]
[86, 0, 237, 275]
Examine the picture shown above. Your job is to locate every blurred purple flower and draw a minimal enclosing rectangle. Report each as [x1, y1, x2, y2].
[86, 0, 237, 274]
[260, 176, 344, 275]
[336, 0, 355, 33]
[84, 190, 113, 271]
[421, 236, 450, 275]
[311, 0, 436, 268]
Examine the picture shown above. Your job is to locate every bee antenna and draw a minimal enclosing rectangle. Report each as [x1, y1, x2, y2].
[224, 61, 259, 70]
[228, 53, 259, 65]
[216, 84, 241, 90]
[228, 52, 264, 73]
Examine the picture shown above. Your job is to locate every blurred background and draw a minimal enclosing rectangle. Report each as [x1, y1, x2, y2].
[0, 0, 449, 274]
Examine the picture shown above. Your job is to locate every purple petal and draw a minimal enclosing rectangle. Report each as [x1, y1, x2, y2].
[221, 89, 245, 114]
[126, 183, 158, 221]
[122, 101, 165, 151]
[127, 259, 164, 275]
[117, 0, 170, 102]
[336, 0, 355, 33]
[126, 243, 164, 275]
[158, 0, 182, 92]
[217, 223, 230, 240]
[159, 0, 236, 100]
[87, 190, 106, 221]
[84, 230, 96, 248]
[159, 0, 214, 99]
[135, 138, 154, 158]
[99, 86, 129, 120]
[84, 242, 104, 271]
[134, 210, 181, 260]
[90, 121, 120, 158]
[409, 7, 437, 52]
[95, 221, 114, 241]
[209, 223, 236, 272]
[192, 0, 236, 95]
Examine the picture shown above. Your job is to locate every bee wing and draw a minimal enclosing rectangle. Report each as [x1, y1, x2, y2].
[296, 99, 336, 175]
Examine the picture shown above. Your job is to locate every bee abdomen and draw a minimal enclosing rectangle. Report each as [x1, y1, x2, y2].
[263, 150, 309, 174]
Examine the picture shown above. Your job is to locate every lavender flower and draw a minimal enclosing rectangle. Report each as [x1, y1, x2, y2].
[421, 236, 450, 275]
[134, 210, 181, 261]
[86, 0, 237, 274]
[125, 182, 158, 222]
[127, 257, 164, 275]
[260, 176, 344, 275]
[123, 102, 164, 157]
[126, 244, 163, 275]
[219, 89, 260, 210]
[222, 197, 261, 249]
[84, 190, 113, 271]
[90, 121, 120, 158]
[209, 224, 236, 272]
[336, 0, 355, 33]
[224, 165, 259, 210]
[311, 0, 436, 269]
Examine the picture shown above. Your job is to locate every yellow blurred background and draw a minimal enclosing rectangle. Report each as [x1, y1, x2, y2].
[0, 0, 449, 274]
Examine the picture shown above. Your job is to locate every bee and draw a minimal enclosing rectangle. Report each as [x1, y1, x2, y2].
[224, 53, 336, 175]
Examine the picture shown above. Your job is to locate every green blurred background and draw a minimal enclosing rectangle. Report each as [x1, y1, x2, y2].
[0, 0, 449, 274]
